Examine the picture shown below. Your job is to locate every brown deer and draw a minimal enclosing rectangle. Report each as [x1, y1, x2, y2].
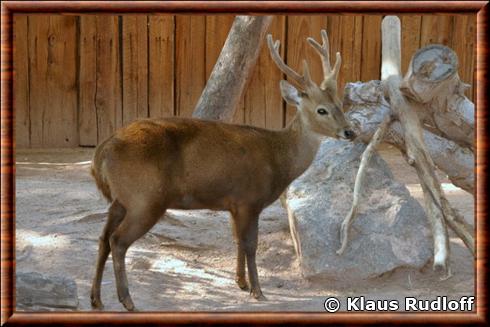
[90, 30, 355, 311]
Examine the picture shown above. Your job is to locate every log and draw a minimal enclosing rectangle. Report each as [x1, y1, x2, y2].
[401, 45, 474, 151]
[345, 81, 474, 195]
[193, 16, 273, 121]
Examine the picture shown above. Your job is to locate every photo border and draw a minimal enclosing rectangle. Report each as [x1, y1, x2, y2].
[1, 1, 488, 325]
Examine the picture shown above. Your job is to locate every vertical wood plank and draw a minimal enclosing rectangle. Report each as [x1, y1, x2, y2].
[285, 16, 328, 124]
[205, 15, 245, 124]
[96, 16, 122, 142]
[400, 16, 422, 76]
[29, 15, 78, 147]
[264, 16, 286, 129]
[122, 16, 148, 125]
[451, 14, 476, 101]
[351, 16, 364, 84]
[360, 15, 382, 82]
[420, 15, 453, 47]
[175, 16, 206, 118]
[79, 16, 121, 145]
[328, 15, 363, 93]
[205, 15, 235, 79]
[328, 15, 342, 73]
[243, 15, 285, 129]
[232, 95, 246, 125]
[13, 15, 30, 148]
[148, 15, 175, 119]
[79, 16, 97, 146]
[468, 15, 476, 101]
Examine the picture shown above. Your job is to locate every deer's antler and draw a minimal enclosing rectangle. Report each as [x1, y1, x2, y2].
[307, 30, 341, 88]
[267, 34, 314, 91]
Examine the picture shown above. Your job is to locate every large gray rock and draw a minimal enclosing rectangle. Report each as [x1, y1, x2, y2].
[17, 272, 78, 309]
[285, 139, 432, 280]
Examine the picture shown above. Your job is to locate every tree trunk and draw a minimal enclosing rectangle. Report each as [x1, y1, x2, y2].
[193, 16, 273, 121]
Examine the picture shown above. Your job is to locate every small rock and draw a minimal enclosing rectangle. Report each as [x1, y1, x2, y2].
[16, 272, 78, 309]
[16, 245, 33, 262]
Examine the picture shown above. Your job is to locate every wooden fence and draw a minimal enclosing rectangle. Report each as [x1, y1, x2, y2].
[14, 14, 476, 148]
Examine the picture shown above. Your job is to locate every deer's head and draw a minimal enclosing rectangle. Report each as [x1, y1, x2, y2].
[267, 31, 355, 140]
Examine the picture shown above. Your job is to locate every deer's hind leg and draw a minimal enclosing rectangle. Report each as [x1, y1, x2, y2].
[109, 202, 165, 311]
[91, 200, 126, 309]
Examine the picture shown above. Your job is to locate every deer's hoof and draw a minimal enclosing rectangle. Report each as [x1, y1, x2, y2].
[90, 296, 104, 310]
[236, 278, 249, 291]
[121, 296, 136, 311]
[251, 290, 267, 301]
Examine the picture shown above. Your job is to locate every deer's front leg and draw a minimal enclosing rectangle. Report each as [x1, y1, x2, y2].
[234, 206, 265, 300]
[235, 245, 248, 290]
[231, 215, 249, 291]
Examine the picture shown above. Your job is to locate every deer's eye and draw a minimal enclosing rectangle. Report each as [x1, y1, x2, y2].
[317, 108, 328, 115]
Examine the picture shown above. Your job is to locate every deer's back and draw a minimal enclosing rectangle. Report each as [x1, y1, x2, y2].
[96, 118, 291, 211]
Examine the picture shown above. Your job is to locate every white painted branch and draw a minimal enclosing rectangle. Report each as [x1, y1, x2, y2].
[381, 16, 401, 80]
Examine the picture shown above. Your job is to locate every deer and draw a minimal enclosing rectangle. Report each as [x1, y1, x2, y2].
[90, 30, 355, 311]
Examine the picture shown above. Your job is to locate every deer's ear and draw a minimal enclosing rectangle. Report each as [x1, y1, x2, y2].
[280, 80, 303, 107]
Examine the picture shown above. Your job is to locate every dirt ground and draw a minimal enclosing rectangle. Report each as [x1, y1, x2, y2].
[15, 144, 474, 312]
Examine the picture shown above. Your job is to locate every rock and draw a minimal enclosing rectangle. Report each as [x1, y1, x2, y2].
[16, 272, 78, 309]
[285, 139, 432, 281]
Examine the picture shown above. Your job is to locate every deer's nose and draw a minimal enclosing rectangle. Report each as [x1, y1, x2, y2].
[344, 130, 356, 140]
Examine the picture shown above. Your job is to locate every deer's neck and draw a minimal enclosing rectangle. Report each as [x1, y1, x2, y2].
[281, 113, 323, 181]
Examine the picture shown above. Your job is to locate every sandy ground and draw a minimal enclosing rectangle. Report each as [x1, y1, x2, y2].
[15, 144, 474, 312]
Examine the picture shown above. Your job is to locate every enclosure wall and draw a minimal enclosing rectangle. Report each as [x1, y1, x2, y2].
[14, 14, 476, 148]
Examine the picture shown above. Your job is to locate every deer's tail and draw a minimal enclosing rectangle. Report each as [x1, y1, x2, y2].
[91, 136, 113, 203]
